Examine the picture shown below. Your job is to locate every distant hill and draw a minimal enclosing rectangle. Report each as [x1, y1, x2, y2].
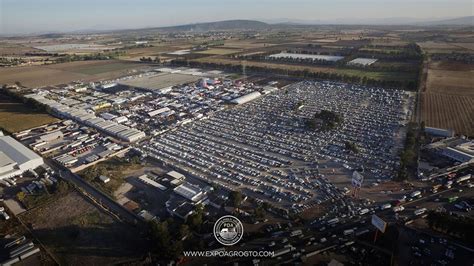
[157, 20, 269, 31]
[419, 16, 474, 26]
[263, 16, 474, 26]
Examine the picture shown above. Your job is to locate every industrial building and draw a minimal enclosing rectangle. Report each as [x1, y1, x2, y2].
[167, 201, 195, 220]
[231, 91, 262, 105]
[173, 182, 205, 202]
[23, 94, 146, 143]
[441, 141, 474, 163]
[0, 136, 44, 180]
[347, 58, 378, 66]
[425, 127, 454, 138]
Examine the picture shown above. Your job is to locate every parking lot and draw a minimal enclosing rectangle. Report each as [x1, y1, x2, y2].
[141, 81, 413, 211]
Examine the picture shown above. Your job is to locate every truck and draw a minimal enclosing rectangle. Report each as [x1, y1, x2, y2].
[414, 208, 427, 216]
[343, 229, 354, 236]
[290, 230, 303, 237]
[455, 174, 471, 184]
[393, 206, 405, 212]
[410, 191, 422, 198]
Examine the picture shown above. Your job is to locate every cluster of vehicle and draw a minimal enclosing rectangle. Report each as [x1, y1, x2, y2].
[410, 236, 459, 265]
[141, 80, 411, 209]
[1, 235, 40, 265]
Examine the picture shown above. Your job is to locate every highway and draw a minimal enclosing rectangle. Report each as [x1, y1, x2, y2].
[237, 180, 473, 264]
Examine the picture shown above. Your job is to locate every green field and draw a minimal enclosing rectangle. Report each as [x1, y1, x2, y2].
[0, 98, 59, 133]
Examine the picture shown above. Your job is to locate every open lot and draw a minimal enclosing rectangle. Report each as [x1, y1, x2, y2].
[18, 190, 148, 265]
[421, 61, 474, 136]
[119, 72, 201, 91]
[0, 60, 151, 87]
[0, 95, 59, 133]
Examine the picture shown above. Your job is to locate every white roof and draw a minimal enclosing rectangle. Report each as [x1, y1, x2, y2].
[0, 136, 42, 164]
[167, 170, 185, 180]
[174, 183, 203, 201]
[348, 58, 378, 66]
[231, 91, 262, 104]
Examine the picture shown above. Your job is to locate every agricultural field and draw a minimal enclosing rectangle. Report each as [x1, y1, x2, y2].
[195, 48, 241, 55]
[119, 45, 186, 61]
[18, 190, 148, 265]
[421, 61, 474, 136]
[0, 42, 42, 56]
[0, 95, 59, 133]
[219, 40, 277, 49]
[0, 60, 151, 87]
[49, 61, 144, 75]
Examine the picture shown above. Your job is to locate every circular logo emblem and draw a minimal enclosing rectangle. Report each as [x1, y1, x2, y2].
[213, 215, 244, 246]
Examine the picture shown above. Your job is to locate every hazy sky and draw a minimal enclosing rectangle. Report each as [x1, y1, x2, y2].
[1, 0, 472, 34]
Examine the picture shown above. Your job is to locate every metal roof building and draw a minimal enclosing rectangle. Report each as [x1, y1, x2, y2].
[173, 182, 205, 202]
[230, 91, 262, 105]
[0, 136, 44, 179]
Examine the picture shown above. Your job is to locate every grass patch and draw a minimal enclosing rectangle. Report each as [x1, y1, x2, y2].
[0, 101, 59, 133]
[72, 211, 103, 226]
[79, 157, 142, 198]
[17, 180, 72, 209]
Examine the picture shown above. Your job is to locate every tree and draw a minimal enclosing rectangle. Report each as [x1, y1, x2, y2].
[230, 191, 243, 209]
[149, 220, 172, 257]
[16, 191, 26, 202]
[255, 205, 266, 219]
[130, 155, 141, 164]
[187, 204, 204, 231]
[345, 141, 359, 153]
[57, 180, 70, 194]
[179, 224, 190, 240]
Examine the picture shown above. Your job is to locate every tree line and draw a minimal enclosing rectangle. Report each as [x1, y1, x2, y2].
[427, 211, 474, 241]
[171, 59, 418, 90]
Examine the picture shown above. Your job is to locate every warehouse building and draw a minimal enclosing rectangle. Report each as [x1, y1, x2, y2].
[173, 182, 205, 202]
[0, 136, 44, 180]
[425, 127, 454, 138]
[230, 91, 262, 105]
[441, 141, 474, 163]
